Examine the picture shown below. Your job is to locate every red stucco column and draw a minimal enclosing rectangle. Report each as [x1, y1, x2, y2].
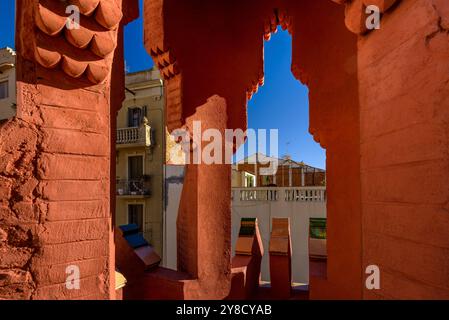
[227, 218, 264, 299]
[143, 0, 449, 300]
[269, 218, 292, 299]
[177, 96, 232, 299]
[0, 0, 137, 300]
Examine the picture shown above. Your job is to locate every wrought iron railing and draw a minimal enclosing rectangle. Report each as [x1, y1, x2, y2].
[116, 179, 150, 196]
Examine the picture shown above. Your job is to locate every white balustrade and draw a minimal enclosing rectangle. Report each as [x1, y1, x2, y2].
[117, 125, 152, 146]
[235, 187, 326, 203]
[284, 188, 326, 202]
[231, 186, 327, 283]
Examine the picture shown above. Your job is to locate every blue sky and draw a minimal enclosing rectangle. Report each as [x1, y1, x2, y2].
[0, 1, 325, 169]
[244, 28, 325, 169]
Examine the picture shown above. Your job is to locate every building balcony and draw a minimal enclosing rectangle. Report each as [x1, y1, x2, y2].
[232, 187, 326, 202]
[117, 179, 151, 198]
[116, 125, 152, 149]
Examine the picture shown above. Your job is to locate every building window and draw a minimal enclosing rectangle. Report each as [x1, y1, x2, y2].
[244, 172, 256, 188]
[128, 106, 147, 127]
[128, 107, 142, 127]
[262, 175, 272, 186]
[128, 155, 144, 193]
[0, 81, 8, 99]
[128, 155, 144, 180]
[128, 204, 144, 232]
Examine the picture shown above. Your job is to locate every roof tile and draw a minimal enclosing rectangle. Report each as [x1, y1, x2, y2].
[65, 25, 94, 49]
[71, 0, 101, 16]
[90, 31, 117, 58]
[36, 3, 66, 36]
[95, 0, 123, 30]
[35, 46, 62, 69]
[61, 55, 88, 78]
[33, 0, 123, 84]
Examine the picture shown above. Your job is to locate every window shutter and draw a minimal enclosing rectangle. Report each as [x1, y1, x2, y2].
[128, 108, 133, 127]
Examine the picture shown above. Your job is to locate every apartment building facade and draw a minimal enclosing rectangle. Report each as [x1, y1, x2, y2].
[115, 68, 165, 256]
[0, 47, 16, 120]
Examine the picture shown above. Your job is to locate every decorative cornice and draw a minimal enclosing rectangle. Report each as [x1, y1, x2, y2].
[251, 9, 294, 102]
[33, 0, 123, 84]
[0, 47, 16, 69]
[1, 47, 16, 56]
[151, 48, 180, 80]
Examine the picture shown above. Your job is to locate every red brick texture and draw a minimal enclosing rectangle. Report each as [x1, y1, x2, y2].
[359, 0, 449, 299]
[3, 0, 449, 300]
[0, 0, 138, 300]
[144, 0, 449, 300]
[144, 0, 362, 300]
[227, 219, 264, 300]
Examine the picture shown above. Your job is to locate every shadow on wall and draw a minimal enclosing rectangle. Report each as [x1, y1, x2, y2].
[163, 164, 185, 268]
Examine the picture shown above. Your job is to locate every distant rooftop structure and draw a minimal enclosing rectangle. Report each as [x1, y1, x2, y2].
[0, 47, 16, 72]
[125, 67, 162, 86]
[236, 152, 325, 172]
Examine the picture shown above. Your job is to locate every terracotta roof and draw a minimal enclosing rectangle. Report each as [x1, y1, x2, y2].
[236, 153, 325, 172]
[34, 0, 123, 84]
[269, 218, 291, 256]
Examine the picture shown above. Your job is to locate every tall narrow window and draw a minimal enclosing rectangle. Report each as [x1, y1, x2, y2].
[128, 107, 142, 127]
[128, 204, 144, 232]
[128, 155, 144, 194]
[0, 81, 8, 99]
[128, 155, 143, 180]
[244, 172, 255, 188]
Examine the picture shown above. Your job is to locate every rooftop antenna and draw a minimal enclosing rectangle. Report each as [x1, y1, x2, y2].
[283, 142, 291, 161]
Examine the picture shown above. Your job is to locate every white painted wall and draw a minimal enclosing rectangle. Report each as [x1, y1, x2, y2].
[231, 187, 326, 284]
[163, 179, 326, 284]
[162, 165, 184, 269]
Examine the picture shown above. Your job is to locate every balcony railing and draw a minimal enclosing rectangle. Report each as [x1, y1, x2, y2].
[233, 187, 326, 202]
[116, 125, 152, 147]
[284, 188, 326, 202]
[117, 179, 151, 197]
[237, 189, 279, 201]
